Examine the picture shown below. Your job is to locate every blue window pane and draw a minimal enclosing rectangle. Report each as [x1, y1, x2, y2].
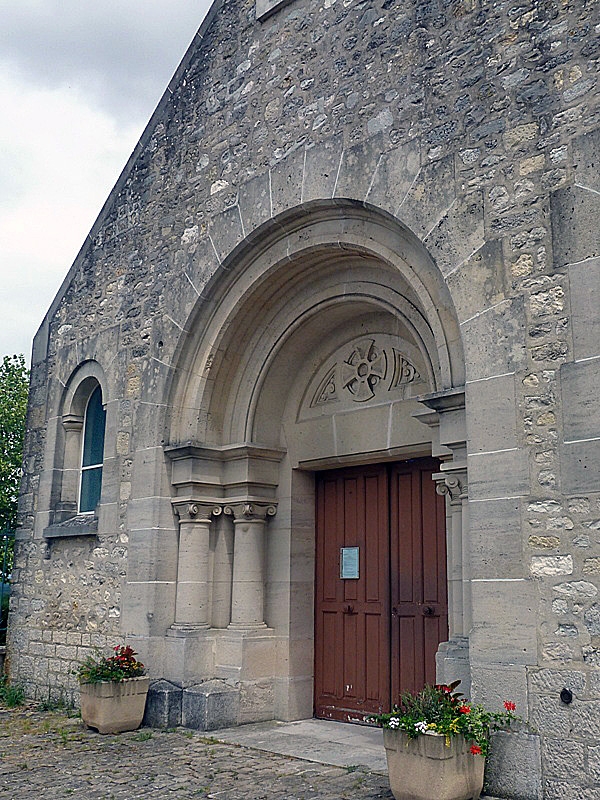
[82, 386, 106, 468]
[80, 467, 102, 513]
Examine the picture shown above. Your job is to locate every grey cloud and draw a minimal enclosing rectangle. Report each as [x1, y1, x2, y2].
[1, 0, 211, 122]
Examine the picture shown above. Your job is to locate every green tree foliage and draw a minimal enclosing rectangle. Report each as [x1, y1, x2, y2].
[0, 354, 29, 532]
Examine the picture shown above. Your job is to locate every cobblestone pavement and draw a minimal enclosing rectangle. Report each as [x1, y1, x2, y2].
[0, 705, 394, 799]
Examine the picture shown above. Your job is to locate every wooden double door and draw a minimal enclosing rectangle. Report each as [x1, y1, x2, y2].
[314, 459, 447, 722]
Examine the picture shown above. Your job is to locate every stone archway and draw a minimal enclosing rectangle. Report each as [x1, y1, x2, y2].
[164, 201, 470, 723]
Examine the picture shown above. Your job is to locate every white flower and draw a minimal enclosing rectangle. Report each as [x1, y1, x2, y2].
[414, 720, 429, 734]
[388, 717, 400, 729]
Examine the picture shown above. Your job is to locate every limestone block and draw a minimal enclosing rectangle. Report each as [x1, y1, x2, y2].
[334, 404, 390, 457]
[446, 239, 507, 325]
[122, 580, 176, 638]
[163, 631, 216, 687]
[561, 360, 600, 441]
[484, 731, 542, 800]
[461, 297, 527, 382]
[470, 664, 528, 718]
[569, 257, 600, 360]
[470, 579, 537, 665]
[208, 205, 244, 264]
[528, 667, 586, 695]
[273, 675, 313, 721]
[542, 738, 585, 780]
[469, 498, 523, 579]
[466, 375, 517, 453]
[130, 446, 171, 500]
[143, 680, 182, 728]
[551, 184, 600, 268]
[396, 154, 456, 241]
[365, 140, 421, 216]
[182, 680, 239, 730]
[127, 496, 175, 531]
[239, 171, 272, 236]
[238, 678, 274, 724]
[467, 449, 528, 501]
[425, 190, 485, 277]
[530, 694, 572, 737]
[270, 149, 304, 218]
[560, 440, 600, 494]
[127, 528, 178, 584]
[573, 127, 600, 192]
[302, 135, 343, 202]
[334, 134, 385, 202]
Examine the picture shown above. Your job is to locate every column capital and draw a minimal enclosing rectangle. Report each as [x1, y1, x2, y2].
[434, 472, 467, 503]
[173, 501, 222, 524]
[224, 502, 277, 522]
[62, 413, 84, 432]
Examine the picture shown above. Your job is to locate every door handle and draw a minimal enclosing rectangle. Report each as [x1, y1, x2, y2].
[422, 605, 435, 616]
[342, 603, 356, 615]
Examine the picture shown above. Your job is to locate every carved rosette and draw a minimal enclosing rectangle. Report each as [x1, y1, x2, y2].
[308, 336, 421, 410]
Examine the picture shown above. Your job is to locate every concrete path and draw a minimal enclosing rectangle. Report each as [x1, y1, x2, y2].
[211, 718, 388, 774]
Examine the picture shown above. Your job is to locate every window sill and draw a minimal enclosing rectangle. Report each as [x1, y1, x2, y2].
[43, 514, 98, 539]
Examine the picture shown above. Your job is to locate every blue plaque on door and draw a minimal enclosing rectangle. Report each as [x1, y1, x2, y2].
[340, 546, 359, 579]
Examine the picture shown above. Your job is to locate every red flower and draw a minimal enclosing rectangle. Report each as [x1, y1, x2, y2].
[470, 745, 482, 755]
[504, 700, 516, 711]
[458, 705, 471, 714]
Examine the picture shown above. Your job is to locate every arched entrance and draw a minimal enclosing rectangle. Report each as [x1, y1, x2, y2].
[165, 201, 468, 724]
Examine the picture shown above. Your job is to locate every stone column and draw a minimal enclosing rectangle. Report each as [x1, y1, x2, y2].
[169, 502, 220, 635]
[435, 471, 469, 637]
[59, 413, 84, 516]
[211, 510, 234, 628]
[226, 502, 276, 630]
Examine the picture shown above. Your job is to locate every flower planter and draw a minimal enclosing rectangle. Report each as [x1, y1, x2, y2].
[383, 730, 485, 800]
[79, 676, 150, 734]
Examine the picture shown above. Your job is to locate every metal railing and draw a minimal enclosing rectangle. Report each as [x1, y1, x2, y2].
[0, 528, 15, 646]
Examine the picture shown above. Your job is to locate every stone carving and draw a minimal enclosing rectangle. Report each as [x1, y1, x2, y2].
[341, 339, 387, 402]
[390, 348, 420, 388]
[309, 337, 421, 409]
[311, 366, 338, 407]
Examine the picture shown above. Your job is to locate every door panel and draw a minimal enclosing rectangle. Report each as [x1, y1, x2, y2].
[314, 465, 389, 721]
[390, 461, 448, 699]
[314, 459, 447, 721]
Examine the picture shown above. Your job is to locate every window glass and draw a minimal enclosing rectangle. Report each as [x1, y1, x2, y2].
[80, 385, 106, 512]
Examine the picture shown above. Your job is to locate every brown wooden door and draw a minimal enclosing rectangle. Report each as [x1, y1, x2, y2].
[390, 461, 448, 698]
[314, 459, 447, 722]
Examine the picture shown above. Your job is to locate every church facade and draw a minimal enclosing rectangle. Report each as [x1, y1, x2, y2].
[8, 1, 600, 797]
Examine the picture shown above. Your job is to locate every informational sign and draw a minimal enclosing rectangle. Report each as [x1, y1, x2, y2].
[340, 546, 359, 579]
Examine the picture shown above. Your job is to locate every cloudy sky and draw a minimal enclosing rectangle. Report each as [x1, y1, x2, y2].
[0, 1, 211, 361]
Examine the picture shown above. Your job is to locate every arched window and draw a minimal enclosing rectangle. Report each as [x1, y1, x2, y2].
[79, 385, 106, 513]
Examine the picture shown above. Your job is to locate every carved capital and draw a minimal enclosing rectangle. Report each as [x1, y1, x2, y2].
[435, 475, 466, 504]
[224, 502, 277, 522]
[173, 501, 221, 524]
[62, 413, 84, 432]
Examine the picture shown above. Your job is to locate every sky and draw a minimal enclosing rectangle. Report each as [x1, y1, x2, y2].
[0, 0, 212, 361]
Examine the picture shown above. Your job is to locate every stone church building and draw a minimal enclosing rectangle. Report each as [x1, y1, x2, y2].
[7, 0, 600, 797]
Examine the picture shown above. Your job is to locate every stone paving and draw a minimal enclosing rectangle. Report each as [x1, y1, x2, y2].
[0, 704, 394, 799]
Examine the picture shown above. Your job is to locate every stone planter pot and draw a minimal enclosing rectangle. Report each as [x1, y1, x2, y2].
[79, 676, 150, 734]
[383, 730, 485, 800]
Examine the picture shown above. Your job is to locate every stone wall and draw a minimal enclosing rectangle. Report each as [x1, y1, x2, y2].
[7, 0, 600, 796]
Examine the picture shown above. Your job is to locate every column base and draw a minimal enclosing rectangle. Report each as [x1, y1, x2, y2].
[226, 621, 268, 631]
[166, 623, 210, 638]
